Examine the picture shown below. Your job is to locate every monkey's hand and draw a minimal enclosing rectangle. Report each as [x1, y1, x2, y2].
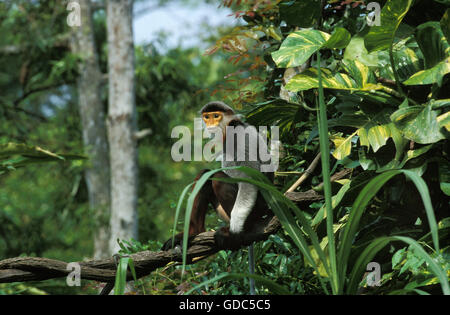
[215, 226, 268, 250]
[161, 232, 196, 251]
[214, 227, 241, 250]
[214, 227, 247, 250]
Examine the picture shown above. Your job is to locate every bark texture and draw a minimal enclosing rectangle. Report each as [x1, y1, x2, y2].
[0, 216, 280, 284]
[106, 0, 139, 254]
[70, 0, 111, 259]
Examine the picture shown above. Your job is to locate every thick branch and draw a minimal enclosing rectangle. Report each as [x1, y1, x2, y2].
[0, 216, 281, 285]
[0, 169, 352, 286]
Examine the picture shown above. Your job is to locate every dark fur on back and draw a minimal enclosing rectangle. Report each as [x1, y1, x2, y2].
[200, 101, 235, 114]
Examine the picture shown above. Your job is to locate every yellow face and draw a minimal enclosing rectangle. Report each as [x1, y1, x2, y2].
[202, 111, 223, 127]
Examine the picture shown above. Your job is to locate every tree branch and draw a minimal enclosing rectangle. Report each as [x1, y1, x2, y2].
[0, 216, 281, 286]
[0, 165, 352, 291]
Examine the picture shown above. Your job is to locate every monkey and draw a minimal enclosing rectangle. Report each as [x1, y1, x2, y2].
[162, 101, 274, 251]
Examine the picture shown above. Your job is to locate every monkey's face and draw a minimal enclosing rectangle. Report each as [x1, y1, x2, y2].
[202, 111, 223, 128]
[202, 111, 225, 137]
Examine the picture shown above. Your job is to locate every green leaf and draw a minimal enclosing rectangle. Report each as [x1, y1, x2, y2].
[114, 257, 138, 295]
[331, 132, 356, 160]
[271, 27, 351, 68]
[0, 143, 63, 159]
[0, 142, 85, 173]
[329, 110, 404, 161]
[185, 166, 331, 294]
[415, 22, 450, 69]
[390, 103, 446, 144]
[311, 179, 352, 227]
[343, 36, 379, 67]
[278, 0, 321, 28]
[404, 22, 450, 85]
[403, 56, 450, 85]
[285, 61, 383, 92]
[441, 9, 450, 45]
[346, 236, 449, 294]
[397, 144, 433, 168]
[392, 248, 406, 269]
[245, 99, 300, 140]
[341, 59, 377, 88]
[271, 29, 330, 68]
[169, 182, 194, 250]
[434, 0, 450, 5]
[338, 170, 443, 294]
[316, 51, 338, 294]
[364, 0, 413, 52]
[393, 45, 423, 82]
[322, 27, 351, 50]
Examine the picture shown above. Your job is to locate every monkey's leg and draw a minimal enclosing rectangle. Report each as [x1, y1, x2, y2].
[162, 169, 216, 250]
[211, 173, 248, 250]
[214, 191, 271, 250]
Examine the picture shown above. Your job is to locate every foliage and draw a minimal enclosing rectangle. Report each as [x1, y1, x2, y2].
[170, 0, 450, 295]
[0, 0, 240, 294]
[1, 0, 449, 295]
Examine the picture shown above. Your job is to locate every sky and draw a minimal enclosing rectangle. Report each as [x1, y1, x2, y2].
[133, 1, 237, 49]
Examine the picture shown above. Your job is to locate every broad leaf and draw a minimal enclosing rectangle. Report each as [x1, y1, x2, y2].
[272, 28, 351, 68]
[343, 36, 379, 67]
[403, 56, 450, 85]
[245, 99, 300, 140]
[285, 60, 383, 92]
[322, 27, 351, 50]
[272, 29, 330, 68]
[364, 0, 413, 52]
[404, 22, 450, 85]
[390, 103, 446, 143]
[331, 132, 356, 161]
[415, 22, 449, 69]
[329, 109, 406, 161]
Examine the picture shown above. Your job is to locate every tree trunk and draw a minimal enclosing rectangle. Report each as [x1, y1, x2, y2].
[70, 0, 111, 259]
[106, 0, 139, 254]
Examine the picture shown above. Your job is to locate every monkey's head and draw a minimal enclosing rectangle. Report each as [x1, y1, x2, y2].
[200, 101, 237, 136]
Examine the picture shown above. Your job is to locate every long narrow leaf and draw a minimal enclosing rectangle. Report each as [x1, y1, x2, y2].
[347, 236, 449, 295]
[316, 51, 338, 294]
[182, 166, 331, 293]
[338, 170, 402, 292]
[337, 170, 441, 293]
[170, 182, 194, 249]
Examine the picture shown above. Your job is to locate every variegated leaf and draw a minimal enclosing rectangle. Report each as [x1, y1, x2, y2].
[271, 28, 351, 68]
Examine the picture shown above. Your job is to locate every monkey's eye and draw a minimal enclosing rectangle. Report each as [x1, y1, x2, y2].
[214, 114, 219, 119]
[204, 115, 209, 119]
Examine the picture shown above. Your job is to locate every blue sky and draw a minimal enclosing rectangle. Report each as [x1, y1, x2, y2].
[133, 1, 237, 49]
